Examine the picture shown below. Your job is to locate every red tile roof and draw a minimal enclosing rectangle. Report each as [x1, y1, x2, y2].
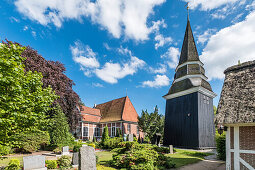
[81, 96, 139, 123]
[80, 106, 101, 123]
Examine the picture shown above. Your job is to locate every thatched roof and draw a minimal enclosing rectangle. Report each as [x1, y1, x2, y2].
[215, 60, 255, 124]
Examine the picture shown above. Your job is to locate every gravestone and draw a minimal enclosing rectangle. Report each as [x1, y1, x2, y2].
[62, 146, 69, 155]
[79, 145, 96, 170]
[23, 155, 47, 170]
[127, 134, 133, 142]
[169, 145, 174, 154]
[72, 152, 79, 166]
[123, 134, 127, 141]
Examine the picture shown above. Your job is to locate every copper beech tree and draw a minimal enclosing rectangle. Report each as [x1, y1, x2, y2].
[3, 40, 81, 130]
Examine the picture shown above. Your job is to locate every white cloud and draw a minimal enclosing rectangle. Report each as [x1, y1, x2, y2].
[103, 43, 111, 50]
[15, 0, 166, 41]
[149, 64, 167, 74]
[31, 31, 36, 38]
[70, 41, 145, 83]
[200, 11, 255, 80]
[142, 75, 170, 88]
[23, 26, 28, 31]
[197, 28, 217, 45]
[92, 83, 104, 87]
[182, 0, 241, 10]
[70, 41, 100, 76]
[161, 47, 180, 69]
[155, 34, 172, 49]
[95, 56, 145, 84]
[9, 16, 20, 23]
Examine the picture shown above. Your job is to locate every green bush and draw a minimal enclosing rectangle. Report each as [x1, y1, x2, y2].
[0, 144, 11, 156]
[216, 132, 226, 160]
[110, 143, 175, 169]
[88, 143, 95, 148]
[45, 160, 58, 169]
[101, 126, 110, 146]
[14, 129, 50, 152]
[103, 137, 123, 149]
[57, 155, 71, 168]
[5, 159, 20, 170]
[47, 105, 74, 147]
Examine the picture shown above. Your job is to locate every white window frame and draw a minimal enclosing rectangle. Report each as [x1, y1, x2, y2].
[83, 126, 88, 137]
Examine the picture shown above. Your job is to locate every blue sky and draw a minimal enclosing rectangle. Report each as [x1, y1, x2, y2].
[1, 0, 255, 115]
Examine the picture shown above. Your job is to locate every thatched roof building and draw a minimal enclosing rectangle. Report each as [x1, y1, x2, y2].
[215, 60, 255, 124]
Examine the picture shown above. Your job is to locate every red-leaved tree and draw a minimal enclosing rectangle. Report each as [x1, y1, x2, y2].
[4, 40, 81, 131]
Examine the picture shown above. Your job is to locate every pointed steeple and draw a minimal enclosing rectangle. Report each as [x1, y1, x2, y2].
[163, 19, 216, 99]
[178, 19, 200, 65]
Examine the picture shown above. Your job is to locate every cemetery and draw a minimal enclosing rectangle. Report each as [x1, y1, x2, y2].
[1, 1, 255, 170]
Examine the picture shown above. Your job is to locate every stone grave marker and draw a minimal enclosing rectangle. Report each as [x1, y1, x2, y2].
[128, 134, 133, 142]
[23, 155, 47, 170]
[169, 145, 174, 154]
[62, 146, 69, 155]
[79, 145, 96, 170]
[72, 152, 79, 166]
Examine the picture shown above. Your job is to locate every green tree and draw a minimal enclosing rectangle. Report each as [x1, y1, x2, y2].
[0, 42, 57, 146]
[47, 105, 74, 147]
[101, 125, 109, 144]
[213, 105, 217, 115]
[138, 106, 164, 142]
[116, 128, 121, 137]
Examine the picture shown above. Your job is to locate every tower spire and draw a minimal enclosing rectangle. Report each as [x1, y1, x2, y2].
[184, 2, 189, 20]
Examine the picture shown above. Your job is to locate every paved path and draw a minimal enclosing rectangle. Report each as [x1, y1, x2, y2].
[177, 150, 226, 170]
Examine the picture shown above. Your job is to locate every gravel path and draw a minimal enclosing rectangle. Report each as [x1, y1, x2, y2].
[177, 151, 226, 170]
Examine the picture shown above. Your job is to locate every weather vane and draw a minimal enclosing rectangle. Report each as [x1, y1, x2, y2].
[184, 2, 189, 20]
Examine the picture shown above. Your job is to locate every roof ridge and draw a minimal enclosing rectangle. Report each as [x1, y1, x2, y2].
[224, 60, 255, 74]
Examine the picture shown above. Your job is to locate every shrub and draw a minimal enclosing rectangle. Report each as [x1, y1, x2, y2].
[110, 143, 175, 169]
[0, 144, 11, 156]
[57, 155, 71, 168]
[101, 126, 110, 145]
[45, 160, 58, 169]
[103, 137, 123, 149]
[14, 129, 50, 152]
[47, 105, 74, 147]
[5, 159, 20, 170]
[216, 132, 226, 160]
[88, 143, 95, 148]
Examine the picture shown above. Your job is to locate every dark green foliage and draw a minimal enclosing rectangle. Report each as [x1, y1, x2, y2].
[73, 141, 83, 152]
[103, 137, 123, 149]
[0, 42, 57, 146]
[138, 106, 164, 142]
[47, 105, 74, 147]
[116, 128, 121, 137]
[14, 129, 50, 153]
[101, 126, 110, 145]
[0, 144, 11, 156]
[45, 160, 58, 169]
[5, 159, 20, 170]
[57, 155, 71, 169]
[110, 142, 175, 169]
[216, 132, 226, 160]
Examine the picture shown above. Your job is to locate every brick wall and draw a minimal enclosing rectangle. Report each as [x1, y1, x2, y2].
[229, 126, 255, 169]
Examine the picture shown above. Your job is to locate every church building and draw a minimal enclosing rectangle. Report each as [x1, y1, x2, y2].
[163, 18, 217, 149]
[76, 96, 143, 141]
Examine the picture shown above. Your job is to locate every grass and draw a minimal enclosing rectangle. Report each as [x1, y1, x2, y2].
[0, 149, 213, 169]
[0, 156, 23, 166]
[96, 151, 117, 170]
[166, 149, 213, 168]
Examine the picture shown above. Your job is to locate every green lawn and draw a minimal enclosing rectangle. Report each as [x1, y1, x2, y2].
[0, 156, 23, 166]
[96, 151, 117, 170]
[166, 149, 213, 168]
[0, 149, 213, 169]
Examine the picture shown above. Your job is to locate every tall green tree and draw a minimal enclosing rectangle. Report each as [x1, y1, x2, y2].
[101, 125, 109, 144]
[138, 106, 164, 142]
[0, 42, 57, 146]
[47, 105, 74, 147]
